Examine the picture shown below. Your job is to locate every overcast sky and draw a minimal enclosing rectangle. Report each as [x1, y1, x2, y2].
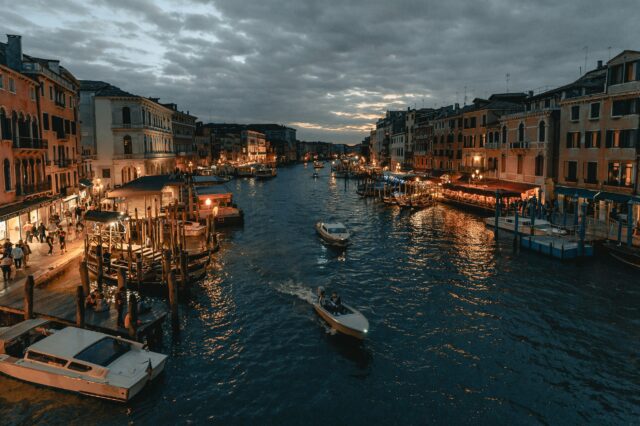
[0, 0, 637, 143]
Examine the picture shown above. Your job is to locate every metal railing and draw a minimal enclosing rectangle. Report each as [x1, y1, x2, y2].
[13, 137, 48, 149]
[16, 181, 52, 196]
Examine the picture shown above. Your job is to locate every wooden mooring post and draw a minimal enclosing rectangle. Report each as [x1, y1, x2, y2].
[117, 267, 127, 291]
[95, 243, 104, 291]
[168, 269, 179, 332]
[127, 293, 138, 338]
[76, 285, 85, 327]
[24, 275, 34, 320]
[180, 250, 189, 289]
[79, 260, 90, 296]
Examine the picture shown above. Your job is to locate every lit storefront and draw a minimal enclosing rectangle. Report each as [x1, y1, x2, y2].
[0, 196, 62, 243]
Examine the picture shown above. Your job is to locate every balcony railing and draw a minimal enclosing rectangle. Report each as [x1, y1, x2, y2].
[13, 138, 48, 150]
[53, 159, 71, 168]
[16, 181, 52, 196]
[113, 151, 175, 160]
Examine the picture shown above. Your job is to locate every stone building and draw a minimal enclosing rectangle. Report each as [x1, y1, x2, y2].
[80, 80, 175, 189]
[161, 102, 197, 171]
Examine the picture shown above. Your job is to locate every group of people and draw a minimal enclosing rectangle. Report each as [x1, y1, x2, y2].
[319, 289, 343, 314]
[85, 287, 149, 329]
[1, 239, 32, 283]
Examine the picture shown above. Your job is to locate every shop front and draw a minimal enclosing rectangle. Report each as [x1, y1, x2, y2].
[0, 196, 62, 243]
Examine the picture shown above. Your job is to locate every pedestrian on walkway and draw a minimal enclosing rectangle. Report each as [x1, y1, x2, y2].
[59, 229, 67, 254]
[38, 223, 46, 243]
[12, 242, 24, 270]
[1, 254, 13, 282]
[46, 234, 54, 255]
[22, 240, 31, 268]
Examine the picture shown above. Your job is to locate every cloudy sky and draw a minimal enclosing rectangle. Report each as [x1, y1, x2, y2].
[0, 0, 637, 143]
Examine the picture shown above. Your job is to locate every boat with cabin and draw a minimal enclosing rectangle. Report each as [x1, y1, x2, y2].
[316, 222, 350, 246]
[0, 319, 167, 402]
[313, 287, 369, 339]
[483, 216, 565, 236]
[255, 166, 277, 180]
[196, 186, 244, 227]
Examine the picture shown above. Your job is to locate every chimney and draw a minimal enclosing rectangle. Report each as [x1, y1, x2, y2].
[528, 90, 534, 97]
[6, 34, 23, 71]
[597, 60, 603, 68]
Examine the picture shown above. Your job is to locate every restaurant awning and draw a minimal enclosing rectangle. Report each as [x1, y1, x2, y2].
[0, 194, 63, 223]
[83, 210, 128, 224]
[555, 186, 640, 203]
[107, 175, 183, 198]
[443, 183, 522, 198]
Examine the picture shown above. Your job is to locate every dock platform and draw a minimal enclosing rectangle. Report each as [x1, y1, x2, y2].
[520, 235, 594, 259]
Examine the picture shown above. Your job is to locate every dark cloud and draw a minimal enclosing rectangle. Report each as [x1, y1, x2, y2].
[1, 0, 638, 143]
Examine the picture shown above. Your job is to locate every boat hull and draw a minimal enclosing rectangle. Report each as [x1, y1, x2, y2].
[315, 224, 349, 247]
[0, 354, 164, 402]
[313, 305, 366, 340]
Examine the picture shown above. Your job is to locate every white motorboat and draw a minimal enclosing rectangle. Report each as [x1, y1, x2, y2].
[255, 166, 277, 180]
[316, 222, 350, 246]
[313, 161, 324, 169]
[313, 288, 369, 339]
[484, 216, 565, 236]
[0, 319, 167, 402]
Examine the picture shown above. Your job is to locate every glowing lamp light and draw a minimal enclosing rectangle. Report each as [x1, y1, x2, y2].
[205, 198, 212, 207]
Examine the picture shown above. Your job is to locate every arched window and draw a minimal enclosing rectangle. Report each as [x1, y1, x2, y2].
[502, 126, 507, 145]
[518, 123, 525, 142]
[535, 154, 544, 176]
[457, 133, 462, 143]
[494, 131, 499, 143]
[123, 135, 132, 155]
[538, 121, 546, 142]
[122, 107, 131, 125]
[3, 159, 11, 191]
[488, 132, 493, 144]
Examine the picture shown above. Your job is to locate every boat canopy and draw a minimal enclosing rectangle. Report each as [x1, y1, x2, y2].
[0, 319, 49, 352]
[84, 210, 129, 224]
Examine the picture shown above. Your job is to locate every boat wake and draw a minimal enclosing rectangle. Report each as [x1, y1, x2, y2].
[273, 279, 316, 305]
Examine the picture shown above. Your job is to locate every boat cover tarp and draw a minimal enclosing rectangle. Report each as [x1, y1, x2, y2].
[84, 210, 128, 223]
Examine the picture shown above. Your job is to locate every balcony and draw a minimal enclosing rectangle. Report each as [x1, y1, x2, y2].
[113, 151, 175, 160]
[13, 138, 48, 151]
[53, 159, 72, 168]
[16, 181, 52, 196]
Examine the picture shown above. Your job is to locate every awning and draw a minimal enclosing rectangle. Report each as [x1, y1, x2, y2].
[83, 210, 128, 223]
[443, 183, 521, 198]
[0, 195, 63, 223]
[196, 186, 232, 196]
[555, 186, 640, 203]
[107, 175, 183, 198]
[79, 178, 93, 188]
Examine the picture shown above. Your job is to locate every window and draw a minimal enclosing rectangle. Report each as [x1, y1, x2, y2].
[501, 154, 506, 173]
[611, 98, 640, 116]
[74, 337, 132, 367]
[49, 86, 53, 100]
[607, 162, 634, 187]
[494, 131, 499, 144]
[102, 168, 111, 178]
[481, 115, 486, 127]
[3, 158, 11, 190]
[122, 107, 131, 125]
[27, 351, 67, 367]
[517, 155, 523, 174]
[608, 64, 624, 85]
[624, 61, 637, 83]
[605, 129, 637, 148]
[502, 126, 507, 145]
[589, 103, 600, 119]
[566, 131, 580, 148]
[585, 131, 601, 148]
[463, 118, 468, 129]
[518, 123, 525, 142]
[535, 154, 544, 176]
[570, 105, 580, 121]
[565, 161, 578, 182]
[68, 362, 92, 373]
[544, 98, 551, 108]
[585, 162, 598, 184]
[470, 117, 477, 128]
[8, 78, 15, 93]
[538, 121, 546, 142]
[0, 73, 3, 89]
[42, 113, 49, 131]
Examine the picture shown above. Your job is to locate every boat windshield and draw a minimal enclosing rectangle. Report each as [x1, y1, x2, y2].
[74, 337, 132, 367]
[328, 227, 347, 234]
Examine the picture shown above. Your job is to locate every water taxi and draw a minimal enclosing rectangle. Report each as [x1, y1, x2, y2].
[255, 166, 277, 180]
[313, 161, 324, 169]
[316, 222, 350, 246]
[484, 216, 564, 236]
[313, 288, 369, 339]
[0, 319, 167, 402]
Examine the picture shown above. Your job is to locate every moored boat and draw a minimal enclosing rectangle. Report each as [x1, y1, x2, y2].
[315, 222, 350, 246]
[313, 288, 369, 339]
[483, 216, 565, 236]
[602, 241, 640, 269]
[0, 319, 167, 402]
[313, 161, 324, 169]
[255, 166, 277, 180]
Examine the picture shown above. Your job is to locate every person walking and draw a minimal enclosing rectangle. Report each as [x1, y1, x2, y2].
[22, 240, 31, 268]
[46, 233, 54, 255]
[12, 242, 24, 270]
[38, 222, 46, 243]
[1, 254, 13, 283]
[59, 229, 67, 254]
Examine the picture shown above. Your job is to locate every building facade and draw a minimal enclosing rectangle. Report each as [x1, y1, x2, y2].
[80, 80, 175, 189]
[161, 103, 196, 171]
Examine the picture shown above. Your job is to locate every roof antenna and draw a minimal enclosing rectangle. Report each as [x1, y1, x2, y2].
[608, 46, 612, 61]
[505, 73, 510, 93]
[583, 46, 589, 72]
[463, 86, 467, 106]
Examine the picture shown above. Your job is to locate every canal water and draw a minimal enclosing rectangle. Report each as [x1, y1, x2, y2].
[1, 164, 639, 425]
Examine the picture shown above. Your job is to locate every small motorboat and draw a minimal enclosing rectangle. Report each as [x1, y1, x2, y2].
[312, 172, 319, 179]
[0, 319, 167, 402]
[313, 287, 369, 339]
[316, 221, 350, 246]
[313, 161, 324, 169]
[255, 166, 277, 180]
